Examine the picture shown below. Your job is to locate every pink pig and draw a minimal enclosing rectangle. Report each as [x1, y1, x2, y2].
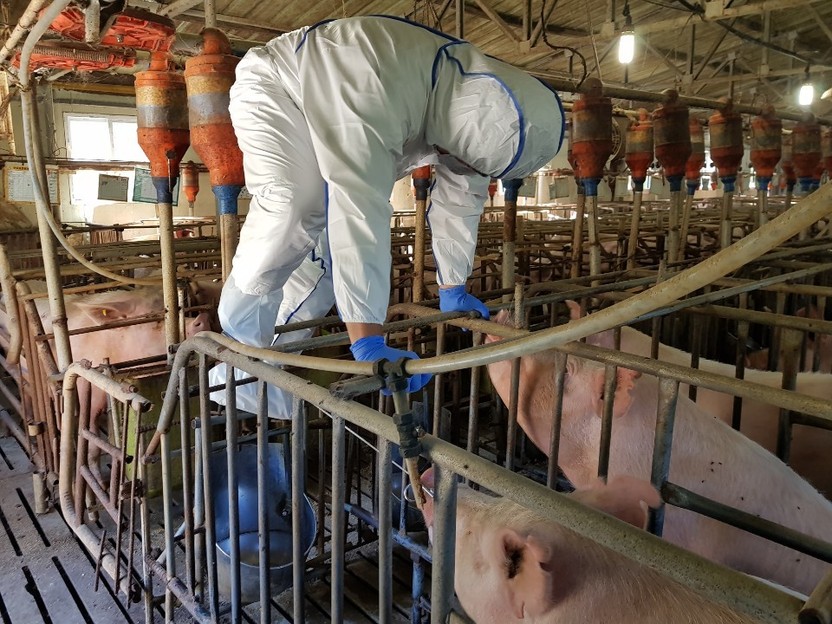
[33, 286, 210, 419]
[565, 300, 832, 496]
[485, 311, 832, 594]
[420, 469, 761, 624]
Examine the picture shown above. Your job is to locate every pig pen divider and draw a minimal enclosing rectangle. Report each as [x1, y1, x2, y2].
[121, 331, 810, 623]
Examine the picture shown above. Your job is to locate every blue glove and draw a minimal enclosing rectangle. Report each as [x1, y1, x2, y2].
[439, 285, 490, 320]
[350, 335, 432, 395]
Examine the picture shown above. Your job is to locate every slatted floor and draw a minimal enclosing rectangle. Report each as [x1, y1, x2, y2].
[0, 435, 145, 624]
[0, 433, 428, 624]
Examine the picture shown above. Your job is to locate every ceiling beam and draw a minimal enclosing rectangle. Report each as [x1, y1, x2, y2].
[806, 4, 832, 45]
[632, 0, 820, 38]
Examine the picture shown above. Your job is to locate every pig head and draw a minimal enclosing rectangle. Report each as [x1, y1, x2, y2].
[34, 287, 209, 420]
[419, 469, 754, 623]
[484, 309, 640, 457]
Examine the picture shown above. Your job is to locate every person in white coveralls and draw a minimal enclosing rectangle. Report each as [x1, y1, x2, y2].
[210, 15, 565, 415]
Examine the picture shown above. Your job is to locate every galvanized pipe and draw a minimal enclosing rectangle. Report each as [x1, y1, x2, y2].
[596, 363, 617, 480]
[377, 438, 393, 624]
[291, 397, 306, 624]
[224, 365, 241, 622]
[158, 202, 181, 356]
[161, 431, 176, 623]
[546, 352, 567, 489]
[626, 190, 642, 270]
[648, 377, 680, 536]
[680, 193, 693, 257]
[84, 0, 100, 44]
[256, 382, 270, 624]
[667, 190, 682, 264]
[330, 415, 346, 623]
[533, 73, 832, 126]
[719, 191, 734, 249]
[0, 246, 22, 365]
[18, 0, 74, 372]
[429, 463, 457, 624]
[570, 189, 585, 278]
[800, 569, 832, 624]
[198, 355, 220, 620]
[586, 194, 602, 282]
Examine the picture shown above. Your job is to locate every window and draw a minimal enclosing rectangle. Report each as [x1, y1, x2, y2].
[64, 114, 148, 217]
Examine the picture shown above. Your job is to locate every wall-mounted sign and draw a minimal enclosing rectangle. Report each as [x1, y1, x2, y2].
[5, 166, 59, 204]
[97, 174, 130, 201]
[132, 167, 179, 206]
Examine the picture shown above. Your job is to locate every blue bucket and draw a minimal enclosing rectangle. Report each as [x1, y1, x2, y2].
[210, 443, 316, 604]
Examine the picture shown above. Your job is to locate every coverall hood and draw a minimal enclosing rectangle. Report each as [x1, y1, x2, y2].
[426, 42, 565, 181]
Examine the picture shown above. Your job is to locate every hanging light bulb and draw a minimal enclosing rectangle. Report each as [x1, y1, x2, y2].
[618, 2, 635, 65]
[798, 65, 814, 106]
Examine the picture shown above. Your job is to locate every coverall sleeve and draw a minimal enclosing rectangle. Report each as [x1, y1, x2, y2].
[296, 44, 411, 325]
[427, 165, 490, 286]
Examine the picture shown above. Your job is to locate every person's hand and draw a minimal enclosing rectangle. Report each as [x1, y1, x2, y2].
[439, 285, 490, 320]
[350, 335, 432, 394]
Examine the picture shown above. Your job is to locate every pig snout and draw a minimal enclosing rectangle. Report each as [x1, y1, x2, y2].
[185, 312, 212, 338]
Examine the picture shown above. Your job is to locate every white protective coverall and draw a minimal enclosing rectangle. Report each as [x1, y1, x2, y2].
[214, 15, 565, 416]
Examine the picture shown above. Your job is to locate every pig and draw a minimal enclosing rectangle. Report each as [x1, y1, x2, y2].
[485, 311, 832, 594]
[419, 469, 762, 624]
[564, 301, 832, 496]
[744, 306, 832, 374]
[29, 285, 210, 419]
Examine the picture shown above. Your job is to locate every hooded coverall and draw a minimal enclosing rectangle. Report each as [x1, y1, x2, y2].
[211, 15, 565, 415]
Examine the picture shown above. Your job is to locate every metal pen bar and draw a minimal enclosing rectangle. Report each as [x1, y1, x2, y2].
[596, 364, 617, 481]
[546, 352, 568, 489]
[430, 464, 457, 624]
[330, 415, 346, 623]
[648, 377, 680, 536]
[178, 367, 195, 595]
[662, 483, 832, 564]
[170, 339, 805, 623]
[256, 381, 270, 624]
[198, 355, 220, 620]
[466, 332, 483, 461]
[160, 433, 176, 624]
[225, 365, 242, 624]
[377, 438, 393, 624]
[291, 397, 306, 624]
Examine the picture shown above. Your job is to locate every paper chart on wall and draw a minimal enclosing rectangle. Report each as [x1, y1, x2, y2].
[5, 166, 59, 204]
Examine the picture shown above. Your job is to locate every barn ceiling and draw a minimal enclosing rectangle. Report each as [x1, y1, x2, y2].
[5, 0, 832, 117]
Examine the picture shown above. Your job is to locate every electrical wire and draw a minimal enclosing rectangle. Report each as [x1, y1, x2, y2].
[673, 0, 815, 66]
[640, 0, 689, 11]
[539, 0, 588, 88]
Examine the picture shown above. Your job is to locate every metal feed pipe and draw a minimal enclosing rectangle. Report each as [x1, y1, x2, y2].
[18, 0, 75, 371]
[15, 7, 163, 290]
[534, 72, 832, 126]
[0, 0, 50, 66]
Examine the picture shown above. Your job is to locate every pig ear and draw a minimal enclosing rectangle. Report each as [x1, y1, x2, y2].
[499, 530, 554, 620]
[578, 476, 661, 529]
[565, 300, 583, 320]
[613, 368, 640, 418]
[587, 329, 615, 350]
